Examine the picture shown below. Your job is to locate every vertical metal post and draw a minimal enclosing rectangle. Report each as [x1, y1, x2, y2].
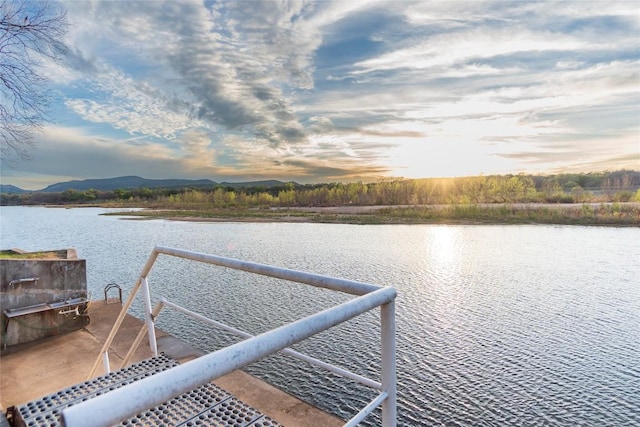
[141, 277, 158, 357]
[87, 248, 160, 379]
[102, 351, 110, 374]
[381, 300, 397, 427]
[120, 301, 165, 369]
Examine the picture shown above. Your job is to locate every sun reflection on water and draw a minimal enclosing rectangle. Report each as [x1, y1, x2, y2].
[430, 225, 458, 266]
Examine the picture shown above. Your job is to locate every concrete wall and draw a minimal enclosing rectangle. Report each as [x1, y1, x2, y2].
[1, 249, 89, 349]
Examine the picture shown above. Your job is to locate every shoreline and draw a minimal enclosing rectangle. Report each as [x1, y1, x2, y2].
[105, 202, 640, 227]
[3, 203, 639, 226]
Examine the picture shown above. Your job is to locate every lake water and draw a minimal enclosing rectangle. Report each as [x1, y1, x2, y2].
[1, 206, 639, 426]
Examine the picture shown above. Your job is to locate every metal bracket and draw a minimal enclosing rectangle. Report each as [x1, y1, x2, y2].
[58, 307, 80, 316]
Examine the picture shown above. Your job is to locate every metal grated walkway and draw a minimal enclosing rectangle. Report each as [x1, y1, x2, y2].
[14, 355, 281, 427]
[119, 382, 281, 427]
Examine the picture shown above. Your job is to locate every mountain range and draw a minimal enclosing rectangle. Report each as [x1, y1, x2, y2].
[0, 176, 288, 194]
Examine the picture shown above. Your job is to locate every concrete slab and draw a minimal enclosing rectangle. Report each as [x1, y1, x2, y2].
[0, 301, 142, 409]
[83, 299, 166, 363]
[214, 370, 342, 427]
[0, 326, 103, 409]
[156, 335, 204, 363]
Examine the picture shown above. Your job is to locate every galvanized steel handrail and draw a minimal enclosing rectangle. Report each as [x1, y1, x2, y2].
[155, 245, 382, 296]
[76, 245, 397, 426]
[160, 298, 384, 390]
[118, 298, 383, 389]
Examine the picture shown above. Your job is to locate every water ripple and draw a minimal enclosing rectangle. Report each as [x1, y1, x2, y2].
[2, 209, 639, 426]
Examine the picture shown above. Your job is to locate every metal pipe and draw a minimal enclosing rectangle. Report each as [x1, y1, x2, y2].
[62, 287, 396, 427]
[9, 277, 39, 286]
[381, 301, 397, 427]
[120, 301, 164, 369]
[154, 246, 381, 296]
[344, 391, 389, 427]
[141, 277, 158, 357]
[102, 351, 110, 374]
[87, 280, 140, 379]
[87, 249, 159, 379]
[161, 298, 383, 390]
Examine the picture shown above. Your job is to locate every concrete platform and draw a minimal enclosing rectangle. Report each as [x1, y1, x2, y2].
[0, 300, 342, 426]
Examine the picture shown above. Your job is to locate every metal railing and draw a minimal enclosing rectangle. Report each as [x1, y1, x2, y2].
[62, 245, 397, 426]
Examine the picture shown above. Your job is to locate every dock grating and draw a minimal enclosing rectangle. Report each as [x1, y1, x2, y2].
[14, 354, 281, 427]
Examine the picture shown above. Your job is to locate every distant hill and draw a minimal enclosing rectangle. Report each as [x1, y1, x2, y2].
[40, 176, 217, 192]
[35, 176, 289, 192]
[0, 184, 28, 194]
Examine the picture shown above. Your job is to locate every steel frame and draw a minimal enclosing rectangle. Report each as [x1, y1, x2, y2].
[67, 246, 397, 426]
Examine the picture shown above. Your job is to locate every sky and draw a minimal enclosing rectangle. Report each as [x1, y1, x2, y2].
[1, 0, 639, 190]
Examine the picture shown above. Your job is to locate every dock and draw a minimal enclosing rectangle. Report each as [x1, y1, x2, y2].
[2, 246, 397, 426]
[0, 299, 342, 426]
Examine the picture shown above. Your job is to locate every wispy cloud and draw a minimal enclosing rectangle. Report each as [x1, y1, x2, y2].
[2, 0, 638, 189]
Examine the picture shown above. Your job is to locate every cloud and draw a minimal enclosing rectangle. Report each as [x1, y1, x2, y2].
[352, 29, 583, 75]
[64, 84, 203, 140]
[499, 142, 639, 173]
[304, 0, 639, 175]
[2, 123, 387, 186]
[5, 0, 637, 190]
[272, 158, 390, 182]
[62, 0, 320, 147]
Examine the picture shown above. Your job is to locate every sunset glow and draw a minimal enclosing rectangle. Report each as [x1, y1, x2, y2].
[2, 0, 638, 190]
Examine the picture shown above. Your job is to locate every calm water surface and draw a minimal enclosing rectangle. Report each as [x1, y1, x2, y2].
[1, 206, 639, 426]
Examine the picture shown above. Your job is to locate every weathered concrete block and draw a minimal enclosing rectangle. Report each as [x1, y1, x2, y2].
[1, 249, 89, 349]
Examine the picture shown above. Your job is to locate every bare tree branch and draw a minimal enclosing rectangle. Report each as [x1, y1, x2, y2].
[0, 0, 67, 163]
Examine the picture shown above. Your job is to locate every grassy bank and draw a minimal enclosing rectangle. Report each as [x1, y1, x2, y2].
[374, 204, 639, 226]
[0, 250, 62, 259]
[104, 203, 640, 226]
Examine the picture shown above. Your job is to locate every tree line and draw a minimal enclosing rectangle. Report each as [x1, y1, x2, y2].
[2, 170, 639, 207]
